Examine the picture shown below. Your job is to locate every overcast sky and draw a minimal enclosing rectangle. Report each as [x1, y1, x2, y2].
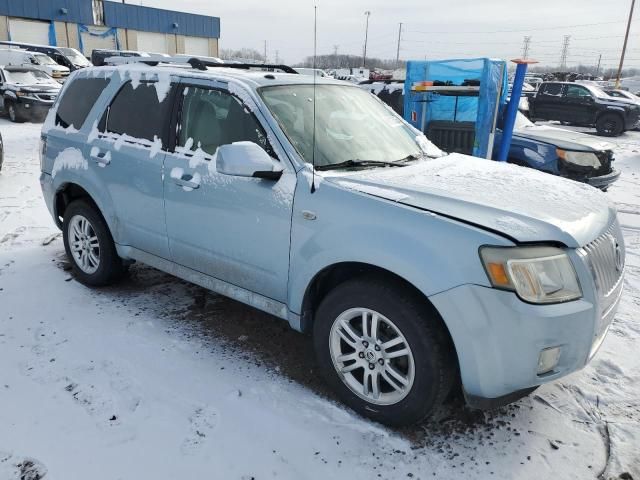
[130, 0, 636, 70]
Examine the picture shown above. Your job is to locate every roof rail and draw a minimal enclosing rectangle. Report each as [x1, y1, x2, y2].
[103, 55, 299, 74]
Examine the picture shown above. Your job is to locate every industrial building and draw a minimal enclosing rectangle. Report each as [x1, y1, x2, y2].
[0, 0, 220, 57]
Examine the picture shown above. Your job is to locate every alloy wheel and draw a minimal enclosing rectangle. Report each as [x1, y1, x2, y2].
[68, 214, 101, 275]
[329, 307, 415, 405]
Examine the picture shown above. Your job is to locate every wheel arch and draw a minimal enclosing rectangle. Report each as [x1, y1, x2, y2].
[54, 182, 113, 235]
[300, 262, 454, 343]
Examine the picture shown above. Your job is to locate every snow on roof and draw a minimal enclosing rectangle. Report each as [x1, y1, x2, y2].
[78, 62, 352, 89]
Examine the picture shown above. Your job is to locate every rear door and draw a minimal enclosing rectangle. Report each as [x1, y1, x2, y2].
[86, 80, 176, 259]
[533, 83, 565, 120]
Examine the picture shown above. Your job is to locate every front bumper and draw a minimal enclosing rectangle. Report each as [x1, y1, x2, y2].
[587, 168, 621, 189]
[15, 99, 53, 121]
[429, 252, 621, 407]
[39, 172, 57, 225]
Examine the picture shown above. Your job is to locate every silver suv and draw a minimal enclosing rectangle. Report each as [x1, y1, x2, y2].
[39, 59, 625, 426]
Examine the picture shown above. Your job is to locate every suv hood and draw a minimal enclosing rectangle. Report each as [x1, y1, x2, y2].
[515, 124, 616, 151]
[6, 83, 61, 93]
[325, 154, 614, 247]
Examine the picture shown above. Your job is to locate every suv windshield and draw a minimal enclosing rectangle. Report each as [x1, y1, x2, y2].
[260, 84, 427, 168]
[4, 69, 55, 84]
[33, 54, 57, 66]
[58, 47, 91, 67]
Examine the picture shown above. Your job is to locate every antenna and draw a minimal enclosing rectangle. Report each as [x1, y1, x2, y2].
[311, 4, 318, 194]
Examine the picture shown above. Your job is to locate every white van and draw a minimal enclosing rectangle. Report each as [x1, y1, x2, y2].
[0, 49, 69, 82]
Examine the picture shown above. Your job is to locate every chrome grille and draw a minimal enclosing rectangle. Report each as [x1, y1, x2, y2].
[579, 220, 625, 311]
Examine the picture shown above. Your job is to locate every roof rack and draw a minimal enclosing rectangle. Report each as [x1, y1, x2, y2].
[104, 55, 299, 74]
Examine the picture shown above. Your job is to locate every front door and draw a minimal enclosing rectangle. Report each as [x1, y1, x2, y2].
[87, 79, 175, 258]
[562, 84, 597, 124]
[162, 81, 296, 303]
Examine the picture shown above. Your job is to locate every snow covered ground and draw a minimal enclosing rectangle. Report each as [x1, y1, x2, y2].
[0, 118, 638, 480]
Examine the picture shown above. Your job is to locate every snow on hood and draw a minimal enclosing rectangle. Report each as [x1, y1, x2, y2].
[515, 124, 616, 152]
[326, 154, 615, 247]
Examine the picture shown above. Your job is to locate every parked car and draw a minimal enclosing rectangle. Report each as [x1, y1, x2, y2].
[91, 49, 148, 67]
[0, 41, 92, 71]
[362, 82, 619, 189]
[0, 66, 61, 122]
[496, 112, 620, 190]
[0, 49, 70, 82]
[40, 63, 625, 426]
[604, 88, 640, 105]
[529, 81, 640, 136]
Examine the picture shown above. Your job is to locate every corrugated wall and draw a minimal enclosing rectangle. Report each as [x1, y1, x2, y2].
[103, 2, 220, 38]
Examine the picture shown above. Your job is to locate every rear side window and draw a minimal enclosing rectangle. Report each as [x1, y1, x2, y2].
[104, 82, 172, 142]
[56, 77, 109, 129]
[539, 83, 563, 97]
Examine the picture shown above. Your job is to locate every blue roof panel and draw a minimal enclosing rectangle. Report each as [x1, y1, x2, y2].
[0, 0, 94, 24]
[103, 2, 220, 38]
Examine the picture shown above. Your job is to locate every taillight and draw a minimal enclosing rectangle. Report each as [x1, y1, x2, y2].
[39, 135, 47, 171]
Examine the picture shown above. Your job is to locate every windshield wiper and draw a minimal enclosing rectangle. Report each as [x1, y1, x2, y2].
[395, 153, 423, 163]
[315, 159, 405, 171]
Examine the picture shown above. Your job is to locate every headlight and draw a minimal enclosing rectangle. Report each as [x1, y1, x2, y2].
[556, 149, 601, 168]
[480, 246, 582, 304]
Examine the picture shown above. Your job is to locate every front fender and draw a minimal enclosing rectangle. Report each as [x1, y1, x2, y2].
[287, 178, 514, 315]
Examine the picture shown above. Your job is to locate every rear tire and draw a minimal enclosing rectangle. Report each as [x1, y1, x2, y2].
[313, 276, 455, 427]
[596, 113, 624, 137]
[62, 199, 125, 287]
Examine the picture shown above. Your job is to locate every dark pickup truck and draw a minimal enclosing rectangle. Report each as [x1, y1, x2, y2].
[529, 81, 640, 136]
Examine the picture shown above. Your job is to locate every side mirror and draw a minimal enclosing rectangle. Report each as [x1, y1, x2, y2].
[216, 142, 283, 180]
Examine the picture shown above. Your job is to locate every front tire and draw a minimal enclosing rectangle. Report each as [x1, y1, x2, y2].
[62, 199, 125, 287]
[596, 113, 624, 137]
[313, 276, 455, 426]
[6, 102, 22, 123]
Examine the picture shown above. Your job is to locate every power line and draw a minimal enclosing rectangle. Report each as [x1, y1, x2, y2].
[559, 35, 571, 69]
[522, 36, 531, 59]
[404, 19, 627, 35]
[395, 22, 403, 68]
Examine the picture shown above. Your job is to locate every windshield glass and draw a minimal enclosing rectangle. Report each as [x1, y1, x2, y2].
[4, 69, 56, 84]
[260, 84, 431, 168]
[585, 85, 610, 99]
[33, 54, 57, 66]
[58, 47, 91, 66]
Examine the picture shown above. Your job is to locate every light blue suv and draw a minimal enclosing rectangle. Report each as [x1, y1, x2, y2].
[39, 60, 625, 426]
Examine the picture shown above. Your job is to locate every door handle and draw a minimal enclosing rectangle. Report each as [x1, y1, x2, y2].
[90, 149, 110, 166]
[173, 174, 200, 190]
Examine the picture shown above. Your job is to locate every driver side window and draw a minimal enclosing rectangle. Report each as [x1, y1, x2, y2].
[177, 87, 273, 158]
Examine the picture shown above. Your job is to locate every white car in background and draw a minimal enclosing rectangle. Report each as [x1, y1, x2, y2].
[605, 88, 640, 105]
[0, 49, 69, 82]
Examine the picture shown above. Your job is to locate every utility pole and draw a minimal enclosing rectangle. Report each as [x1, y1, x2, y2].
[521, 36, 531, 60]
[362, 11, 371, 68]
[559, 35, 570, 70]
[596, 53, 602, 76]
[263, 40, 267, 63]
[395, 22, 403, 69]
[616, 0, 636, 87]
